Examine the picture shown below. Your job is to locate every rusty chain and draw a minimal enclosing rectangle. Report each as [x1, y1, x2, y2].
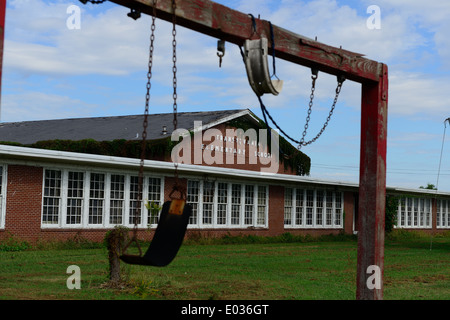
[172, 0, 180, 186]
[297, 71, 345, 150]
[132, 0, 157, 233]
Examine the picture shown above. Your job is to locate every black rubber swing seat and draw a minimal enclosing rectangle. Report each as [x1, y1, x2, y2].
[120, 200, 192, 267]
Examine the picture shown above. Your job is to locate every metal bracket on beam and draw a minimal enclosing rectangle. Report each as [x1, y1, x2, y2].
[243, 38, 283, 96]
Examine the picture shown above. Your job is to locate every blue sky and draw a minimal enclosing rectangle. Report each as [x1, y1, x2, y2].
[2, 0, 450, 191]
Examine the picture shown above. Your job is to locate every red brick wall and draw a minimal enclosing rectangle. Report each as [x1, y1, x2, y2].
[269, 184, 285, 236]
[2, 165, 43, 242]
[344, 192, 356, 234]
[431, 198, 437, 231]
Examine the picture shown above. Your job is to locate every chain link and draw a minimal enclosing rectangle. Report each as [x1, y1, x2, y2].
[171, 0, 180, 184]
[132, 0, 157, 232]
[297, 72, 344, 150]
[172, 0, 178, 131]
[299, 72, 317, 147]
[141, 4, 157, 154]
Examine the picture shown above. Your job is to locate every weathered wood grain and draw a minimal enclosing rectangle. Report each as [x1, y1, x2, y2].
[109, 0, 381, 83]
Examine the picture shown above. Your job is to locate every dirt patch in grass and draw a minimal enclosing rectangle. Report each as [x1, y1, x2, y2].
[412, 274, 448, 283]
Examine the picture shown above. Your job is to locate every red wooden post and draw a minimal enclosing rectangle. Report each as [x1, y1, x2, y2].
[357, 63, 388, 300]
[0, 0, 6, 111]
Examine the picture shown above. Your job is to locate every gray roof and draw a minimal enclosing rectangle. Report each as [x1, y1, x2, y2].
[0, 109, 254, 144]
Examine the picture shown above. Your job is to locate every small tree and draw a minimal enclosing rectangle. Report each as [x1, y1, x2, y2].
[385, 196, 398, 233]
[420, 183, 437, 190]
[104, 226, 129, 283]
[145, 200, 162, 229]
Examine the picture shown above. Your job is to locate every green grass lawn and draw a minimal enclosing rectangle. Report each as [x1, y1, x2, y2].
[0, 234, 449, 300]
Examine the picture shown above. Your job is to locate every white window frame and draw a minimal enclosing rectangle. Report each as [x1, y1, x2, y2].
[437, 199, 450, 229]
[257, 185, 268, 226]
[216, 182, 229, 226]
[396, 196, 432, 229]
[64, 170, 85, 226]
[284, 188, 293, 225]
[109, 173, 126, 225]
[186, 179, 268, 229]
[88, 172, 106, 226]
[42, 169, 62, 226]
[147, 176, 164, 227]
[41, 167, 164, 229]
[284, 187, 343, 229]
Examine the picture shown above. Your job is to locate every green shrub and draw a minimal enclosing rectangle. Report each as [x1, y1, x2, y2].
[0, 235, 31, 252]
[385, 196, 399, 233]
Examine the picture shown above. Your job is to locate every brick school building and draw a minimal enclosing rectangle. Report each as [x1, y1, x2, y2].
[0, 109, 449, 243]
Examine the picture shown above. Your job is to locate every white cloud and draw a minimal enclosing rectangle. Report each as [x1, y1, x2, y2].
[365, 0, 450, 25]
[4, 1, 152, 76]
[2, 91, 98, 121]
[387, 72, 450, 116]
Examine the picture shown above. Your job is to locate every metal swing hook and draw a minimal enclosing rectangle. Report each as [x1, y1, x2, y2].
[217, 40, 225, 68]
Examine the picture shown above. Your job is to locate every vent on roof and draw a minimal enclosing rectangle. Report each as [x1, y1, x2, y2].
[162, 126, 168, 135]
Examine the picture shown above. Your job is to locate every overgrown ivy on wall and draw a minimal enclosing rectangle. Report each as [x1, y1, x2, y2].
[0, 138, 175, 160]
[0, 116, 311, 176]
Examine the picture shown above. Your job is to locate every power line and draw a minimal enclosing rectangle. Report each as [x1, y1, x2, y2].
[436, 118, 450, 190]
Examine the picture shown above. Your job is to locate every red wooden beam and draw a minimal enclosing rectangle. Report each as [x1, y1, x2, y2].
[109, 0, 381, 83]
[0, 0, 6, 114]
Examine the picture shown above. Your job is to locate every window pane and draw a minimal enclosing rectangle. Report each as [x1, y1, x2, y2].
[187, 180, 200, 225]
[244, 185, 254, 225]
[334, 192, 342, 226]
[295, 189, 304, 226]
[257, 186, 266, 225]
[306, 190, 314, 226]
[110, 175, 125, 224]
[89, 173, 105, 224]
[217, 183, 228, 225]
[231, 184, 241, 225]
[202, 181, 215, 225]
[148, 177, 162, 225]
[316, 190, 324, 226]
[43, 170, 62, 224]
[129, 176, 141, 225]
[284, 188, 293, 225]
[66, 172, 84, 224]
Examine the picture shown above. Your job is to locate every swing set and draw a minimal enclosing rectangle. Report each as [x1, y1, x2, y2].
[0, 0, 389, 300]
[114, 0, 349, 268]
